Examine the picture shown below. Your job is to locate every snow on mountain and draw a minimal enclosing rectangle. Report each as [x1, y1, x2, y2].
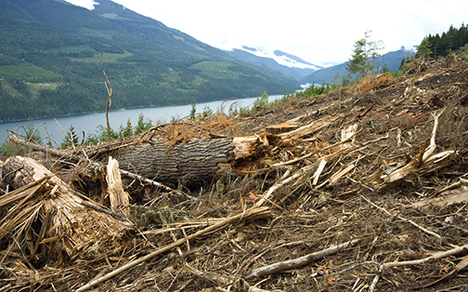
[64, 0, 99, 10]
[238, 46, 321, 70]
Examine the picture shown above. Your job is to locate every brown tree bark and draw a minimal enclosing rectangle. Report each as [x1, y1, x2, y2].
[8, 134, 264, 189]
[111, 137, 255, 188]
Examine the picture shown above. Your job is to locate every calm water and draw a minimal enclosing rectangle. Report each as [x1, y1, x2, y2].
[0, 95, 282, 145]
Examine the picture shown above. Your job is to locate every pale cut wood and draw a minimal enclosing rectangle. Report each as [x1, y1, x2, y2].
[106, 156, 129, 216]
[312, 158, 327, 185]
[412, 191, 468, 209]
[232, 136, 260, 159]
[279, 114, 342, 141]
[1, 156, 132, 257]
[379, 111, 452, 185]
[422, 110, 443, 162]
[265, 121, 299, 134]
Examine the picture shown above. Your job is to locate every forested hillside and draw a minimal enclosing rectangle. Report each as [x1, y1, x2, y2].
[0, 0, 299, 122]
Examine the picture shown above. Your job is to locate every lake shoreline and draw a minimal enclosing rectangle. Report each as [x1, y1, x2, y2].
[0, 95, 283, 144]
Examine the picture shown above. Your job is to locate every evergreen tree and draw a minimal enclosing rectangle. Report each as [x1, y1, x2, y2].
[61, 125, 79, 148]
[346, 38, 367, 81]
[345, 30, 383, 82]
[25, 120, 42, 144]
[134, 114, 153, 134]
[254, 91, 269, 107]
[190, 98, 196, 120]
[416, 37, 433, 60]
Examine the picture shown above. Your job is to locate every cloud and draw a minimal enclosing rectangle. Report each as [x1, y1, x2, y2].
[70, 0, 468, 64]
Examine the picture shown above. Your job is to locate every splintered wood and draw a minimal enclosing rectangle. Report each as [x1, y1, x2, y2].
[0, 156, 131, 258]
[2, 55, 468, 291]
[106, 156, 129, 216]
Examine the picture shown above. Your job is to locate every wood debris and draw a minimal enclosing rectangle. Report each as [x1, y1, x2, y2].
[1, 55, 468, 291]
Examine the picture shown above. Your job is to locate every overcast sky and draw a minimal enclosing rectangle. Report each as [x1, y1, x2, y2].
[67, 0, 468, 66]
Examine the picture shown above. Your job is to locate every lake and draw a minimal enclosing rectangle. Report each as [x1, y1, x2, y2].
[0, 95, 283, 145]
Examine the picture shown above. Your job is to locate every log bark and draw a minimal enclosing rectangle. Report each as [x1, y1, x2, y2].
[8, 135, 187, 196]
[111, 137, 254, 187]
[8, 134, 264, 189]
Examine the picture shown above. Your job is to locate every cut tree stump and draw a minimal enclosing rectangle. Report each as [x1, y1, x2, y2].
[1, 156, 132, 258]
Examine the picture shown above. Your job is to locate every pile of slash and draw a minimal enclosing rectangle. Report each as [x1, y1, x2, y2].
[1, 55, 468, 292]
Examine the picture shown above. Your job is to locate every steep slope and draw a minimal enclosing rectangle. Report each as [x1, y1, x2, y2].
[0, 0, 299, 122]
[2, 55, 468, 292]
[299, 48, 415, 84]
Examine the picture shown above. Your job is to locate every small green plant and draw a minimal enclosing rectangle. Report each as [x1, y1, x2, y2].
[25, 120, 42, 144]
[60, 125, 79, 148]
[134, 114, 153, 134]
[190, 98, 196, 120]
[201, 105, 213, 117]
[253, 91, 269, 107]
[120, 118, 132, 137]
[0, 142, 21, 157]
[296, 83, 331, 99]
[0, 121, 43, 157]
[85, 124, 120, 145]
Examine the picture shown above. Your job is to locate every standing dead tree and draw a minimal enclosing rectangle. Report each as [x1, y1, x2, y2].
[103, 71, 112, 142]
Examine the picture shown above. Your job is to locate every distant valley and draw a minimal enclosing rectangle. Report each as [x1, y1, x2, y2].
[0, 0, 299, 122]
[0, 0, 415, 123]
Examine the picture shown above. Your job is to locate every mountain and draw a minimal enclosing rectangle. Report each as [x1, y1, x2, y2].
[224, 46, 323, 80]
[299, 48, 416, 85]
[0, 0, 300, 122]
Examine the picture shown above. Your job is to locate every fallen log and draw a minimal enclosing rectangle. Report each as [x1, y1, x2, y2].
[9, 134, 267, 188]
[8, 135, 190, 196]
[111, 136, 264, 188]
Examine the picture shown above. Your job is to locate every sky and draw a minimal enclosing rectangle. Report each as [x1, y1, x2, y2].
[66, 0, 468, 66]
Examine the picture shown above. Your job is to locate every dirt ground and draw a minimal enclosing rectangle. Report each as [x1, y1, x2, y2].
[1, 55, 468, 291]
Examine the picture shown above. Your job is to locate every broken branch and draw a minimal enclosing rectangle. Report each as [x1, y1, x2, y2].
[244, 238, 359, 281]
[77, 206, 271, 291]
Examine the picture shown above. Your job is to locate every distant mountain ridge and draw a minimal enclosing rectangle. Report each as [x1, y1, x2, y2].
[224, 46, 415, 84]
[0, 0, 300, 122]
[299, 48, 416, 84]
[224, 46, 323, 80]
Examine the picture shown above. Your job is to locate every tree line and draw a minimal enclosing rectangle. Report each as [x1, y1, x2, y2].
[416, 23, 468, 60]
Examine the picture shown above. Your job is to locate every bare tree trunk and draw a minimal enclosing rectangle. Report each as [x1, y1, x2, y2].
[111, 137, 253, 188]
